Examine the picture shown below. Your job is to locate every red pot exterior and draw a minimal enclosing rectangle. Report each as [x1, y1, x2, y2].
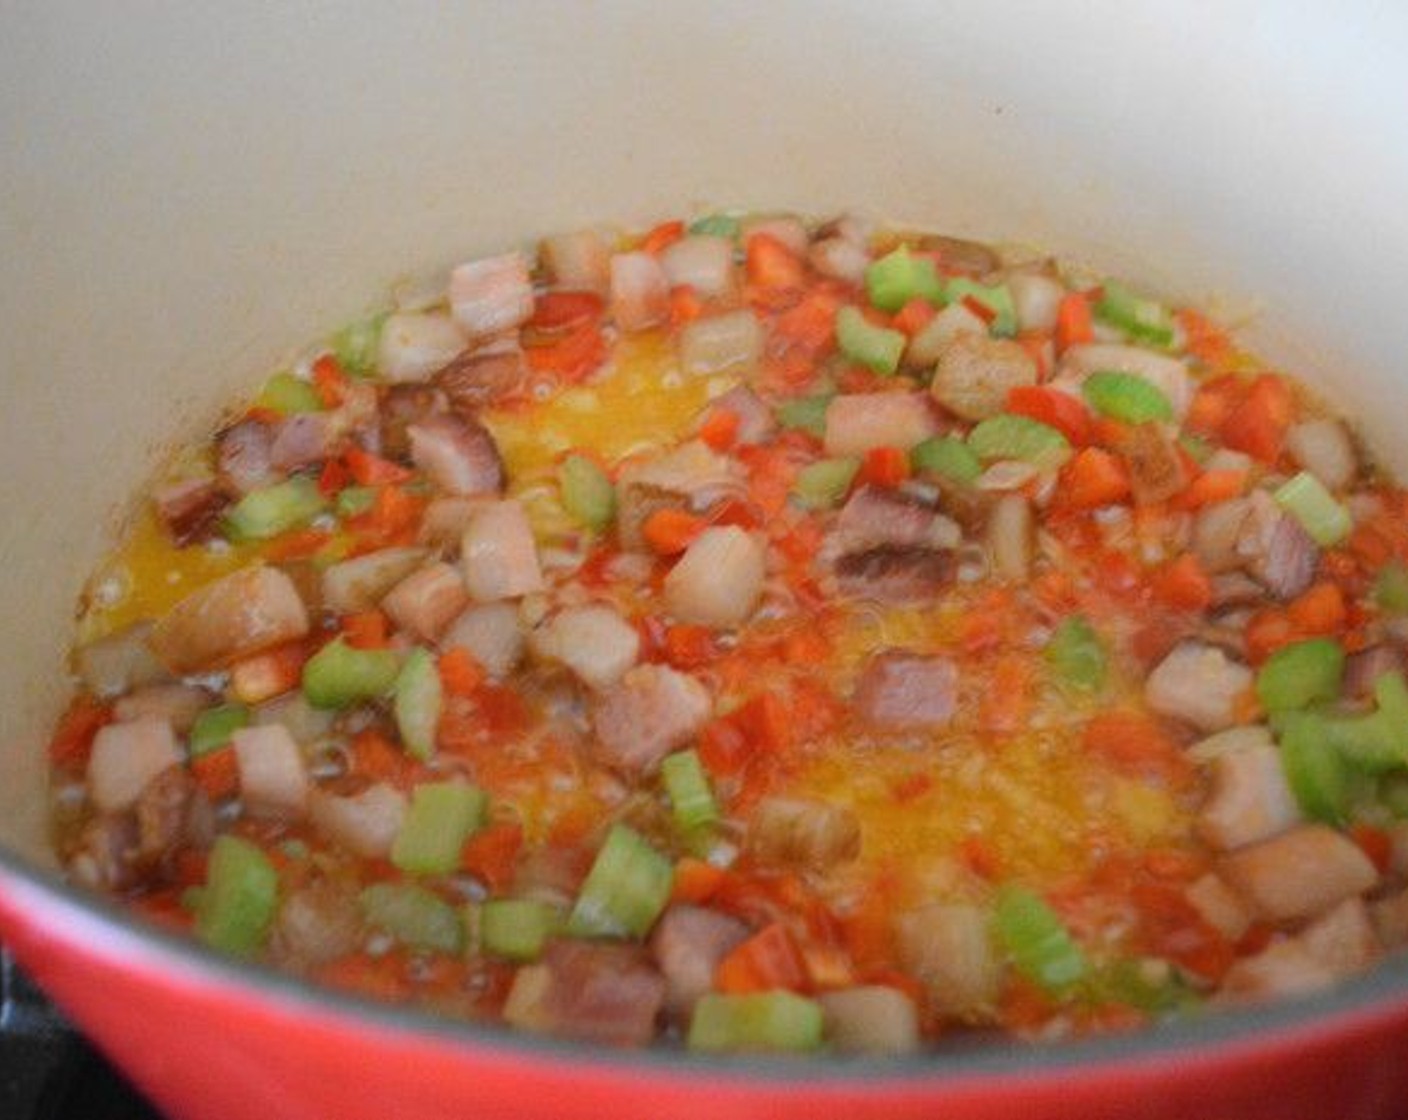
[3, 868, 1407, 1120]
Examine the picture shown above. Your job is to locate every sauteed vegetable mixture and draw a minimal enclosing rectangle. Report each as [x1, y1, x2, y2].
[49, 212, 1408, 1053]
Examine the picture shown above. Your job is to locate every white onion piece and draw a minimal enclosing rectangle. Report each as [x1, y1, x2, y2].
[819, 987, 921, 1057]
[531, 604, 640, 690]
[381, 561, 469, 642]
[609, 251, 670, 331]
[975, 459, 1041, 492]
[987, 493, 1033, 581]
[823, 392, 938, 456]
[449, 251, 534, 339]
[904, 302, 986, 369]
[678, 310, 763, 376]
[895, 902, 1000, 1016]
[460, 500, 545, 601]
[232, 724, 310, 819]
[1007, 271, 1066, 332]
[1286, 418, 1357, 492]
[808, 236, 870, 285]
[309, 783, 407, 859]
[442, 602, 525, 679]
[1145, 642, 1252, 733]
[664, 526, 766, 628]
[74, 622, 170, 698]
[660, 235, 735, 298]
[87, 716, 181, 812]
[321, 547, 428, 615]
[377, 312, 467, 383]
[540, 229, 612, 295]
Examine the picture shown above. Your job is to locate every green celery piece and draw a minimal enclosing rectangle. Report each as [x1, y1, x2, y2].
[687, 992, 825, 1054]
[993, 884, 1086, 992]
[302, 638, 402, 709]
[775, 394, 834, 437]
[1273, 471, 1352, 547]
[567, 824, 673, 940]
[1097, 958, 1201, 1016]
[188, 704, 250, 758]
[391, 781, 487, 876]
[1093, 281, 1175, 348]
[480, 899, 563, 962]
[968, 414, 1071, 469]
[1324, 710, 1404, 774]
[865, 245, 945, 312]
[1279, 711, 1350, 825]
[1380, 772, 1408, 817]
[330, 312, 388, 376]
[335, 485, 377, 518]
[1044, 615, 1107, 692]
[558, 453, 616, 531]
[1255, 637, 1344, 712]
[394, 648, 443, 761]
[689, 213, 741, 239]
[1082, 371, 1174, 424]
[793, 458, 860, 510]
[661, 749, 720, 833]
[1375, 562, 1408, 614]
[911, 435, 981, 484]
[194, 835, 279, 957]
[836, 306, 906, 376]
[223, 477, 326, 542]
[945, 278, 1017, 338]
[359, 883, 463, 953]
[255, 372, 323, 415]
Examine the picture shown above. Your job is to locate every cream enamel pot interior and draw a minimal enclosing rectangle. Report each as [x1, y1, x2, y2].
[3, 4, 1408, 1118]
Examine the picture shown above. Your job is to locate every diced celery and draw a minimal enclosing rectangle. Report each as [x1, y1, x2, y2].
[792, 457, 860, 510]
[968, 414, 1071, 469]
[687, 991, 825, 1054]
[864, 246, 945, 313]
[775, 394, 834, 437]
[1274, 471, 1352, 547]
[330, 312, 388, 377]
[480, 899, 563, 962]
[993, 884, 1086, 992]
[359, 883, 463, 953]
[194, 835, 279, 957]
[558, 453, 615, 531]
[394, 647, 442, 761]
[1255, 637, 1344, 712]
[255, 372, 323, 415]
[689, 213, 741, 239]
[391, 781, 487, 876]
[223, 477, 326, 541]
[1081, 371, 1174, 424]
[945, 278, 1017, 337]
[661, 749, 720, 833]
[911, 435, 981, 484]
[302, 638, 402, 709]
[1279, 712, 1350, 825]
[836, 306, 906, 376]
[1093, 281, 1175, 348]
[1374, 562, 1408, 614]
[1380, 772, 1408, 817]
[567, 824, 673, 940]
[188, 703, 249, 758]
[1044, 615, 1107, 692]
[1097, 958, 1200, 1016]
[335, 485, 377, 518]
[1324, 710, 1404, 774]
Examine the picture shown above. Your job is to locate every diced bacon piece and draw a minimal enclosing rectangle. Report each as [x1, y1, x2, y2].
[531, 604, 640, 690]
[308, 783, 407, 859]
[541, 229, 612, 295]
[232, 724, 309, 820]
[1219, 824, 1379, 923]
[149, 566, 310, 674]
[819, 987, 921, 1057]
[321, 547, 429, 615]
[609, 251, 670, 331]
[615, 442, 739, 550]
[834, 546, 952, 603]
[460, 500, 545, 601]
[377, 312, 468, 383]
[1143, 641, 1252, 733]
[152, 477, 228, 545]
[434, 345, 526, 412]
[442, 602, 525, 679]
[1237, 490, 1318, 600]
[854, 649, 958, 730]
[663, 527, 766, 629]
[930, 334, 1038, 422]
[1184, 873, 1254, 942]
[67, 813, 141, 892]
[269, 412, 333, 472]
[87, 716, 182, 813]
[133, 765, 206, 870]
[1298, 898, 1381, 978]
[1219, 939, 1336, 1004]
[377, 382, 447, 459]
[1193, 497, 1254, 574]
[114, 683, 215, 734]
[1197, 741, 1303, 851]
[407, 414, 505, 496]
[808, 236, 870, 285]
[749, 797, 861, 870]
[271, 877, 363, 968]
[449, 251, 534, 340]
[823, 392, 939, 457]
[648, 904, 750, 1016]
[503, 940, 666, 1047]
[659, 235, 735, 299]
[1118, 422, 1188, 506]
[591, 665, 711, 774]
[215, 419, 277, 495]
[920, 234, 1002, 278]
[832, 487, 953, 554]
[895, 902, 1000, 1017]
[381, 562, 469, 642]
